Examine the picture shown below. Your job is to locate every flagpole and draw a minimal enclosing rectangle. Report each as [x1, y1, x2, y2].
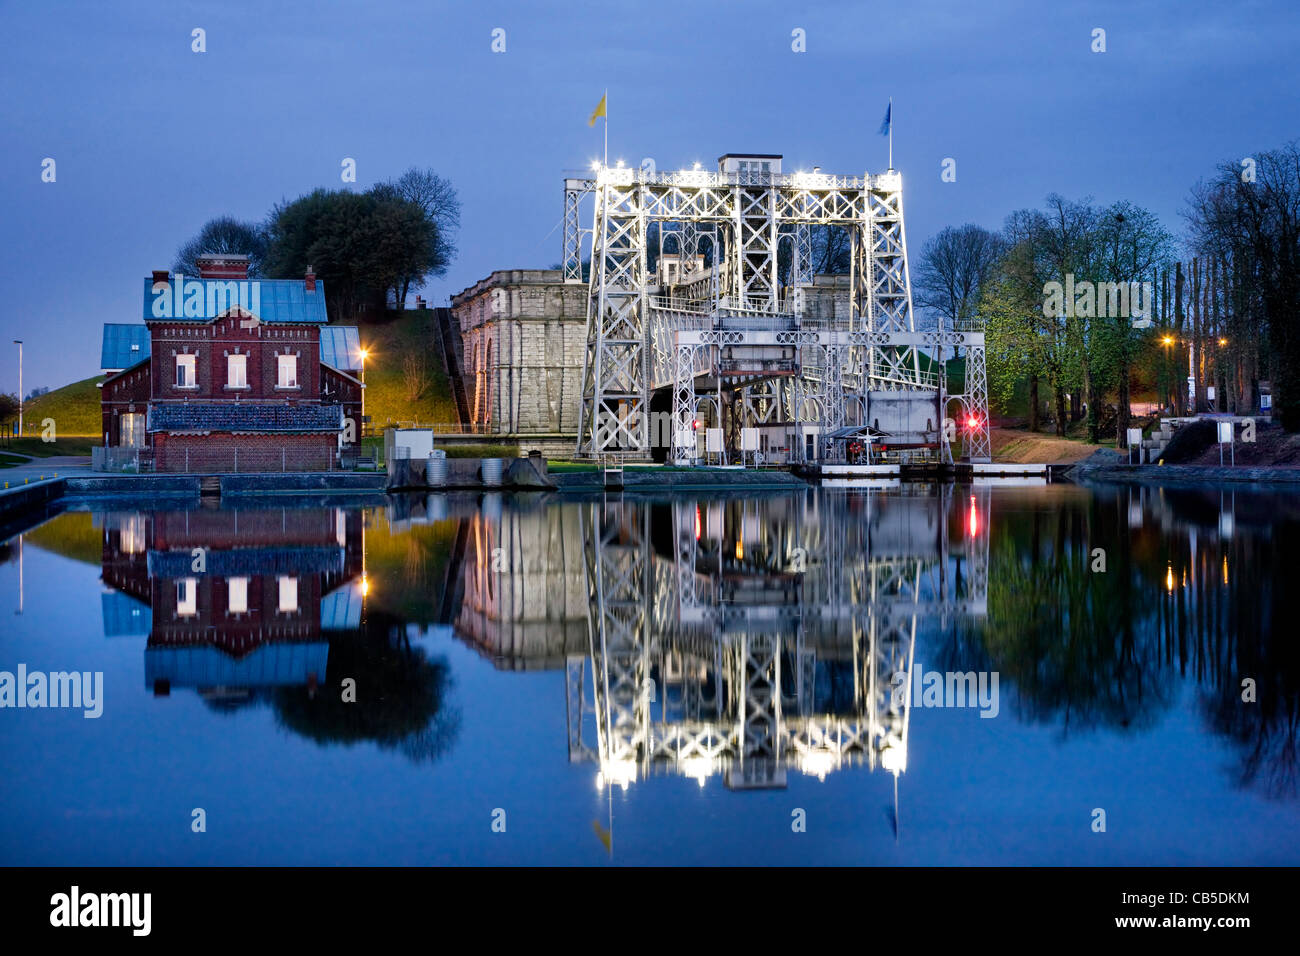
[603, 88, 608, 168]
[888, 96, 893, 170]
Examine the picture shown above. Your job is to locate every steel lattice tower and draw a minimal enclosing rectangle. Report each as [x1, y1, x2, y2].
[565, 157, 992, 464]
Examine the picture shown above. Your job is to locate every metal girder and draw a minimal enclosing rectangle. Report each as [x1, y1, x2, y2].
[576, 163, 942, 462]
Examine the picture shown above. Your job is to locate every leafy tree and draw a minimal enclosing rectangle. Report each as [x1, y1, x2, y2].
[0, 392, 19, 424]
[262, 188, 437, 321]
[173, 216, 268, 276]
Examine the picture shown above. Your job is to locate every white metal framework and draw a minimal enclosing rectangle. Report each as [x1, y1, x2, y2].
[567, 486, 991, 790]
[568, 158, 992, 464]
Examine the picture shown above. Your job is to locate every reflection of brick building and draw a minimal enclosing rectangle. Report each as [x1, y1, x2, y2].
[99, 504, 365, 695]
[99, 254, 364, 472]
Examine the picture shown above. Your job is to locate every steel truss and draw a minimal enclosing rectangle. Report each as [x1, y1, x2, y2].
[567, 487, 991, 789]
[568, 163, 990, 463]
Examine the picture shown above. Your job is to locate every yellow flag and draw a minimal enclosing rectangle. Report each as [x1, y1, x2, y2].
[588, 93, 607, 127]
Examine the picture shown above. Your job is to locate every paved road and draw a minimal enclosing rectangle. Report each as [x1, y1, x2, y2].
[0, 455, 91, 486]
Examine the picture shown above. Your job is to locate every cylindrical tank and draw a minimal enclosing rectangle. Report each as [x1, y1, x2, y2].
[481, 457, 503, 487]
[425, 450, 447, 486]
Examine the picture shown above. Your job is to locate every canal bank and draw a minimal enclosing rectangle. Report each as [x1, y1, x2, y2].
[1066, 449, 1300, 486]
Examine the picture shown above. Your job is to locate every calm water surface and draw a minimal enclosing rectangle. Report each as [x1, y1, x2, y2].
[1, 483, 1297, 865]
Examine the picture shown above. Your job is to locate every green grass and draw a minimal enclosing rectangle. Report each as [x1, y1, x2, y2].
[350, 310, 457, 432]
[4, 376, 103, 438]
[2, 436, 98, 456]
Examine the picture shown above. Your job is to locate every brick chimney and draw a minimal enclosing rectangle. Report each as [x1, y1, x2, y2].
[195, 254, 250, 279]
[305, 265, 317, 293]
[151, 269, 170, 290]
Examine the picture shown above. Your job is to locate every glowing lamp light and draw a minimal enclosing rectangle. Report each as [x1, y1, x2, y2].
[1162, 336, 1174, 346]
[680, 757, 714, 787]
[881, 739, 907, 773]
[691, 419, 700, 430]
[799, 751, 836, 781]
[359, 575, 370, 597]
[597, 758, 637, 792]
[967, 415, 980, 430]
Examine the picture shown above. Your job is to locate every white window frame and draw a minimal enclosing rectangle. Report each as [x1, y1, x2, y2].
[176, 578, 197, 617]
[228, 576, 249, 615]
[277, 354, 298, 388]
[277, 575, 298, 613]
[227, 354, 247, 388]
[175, 354, 196, 388]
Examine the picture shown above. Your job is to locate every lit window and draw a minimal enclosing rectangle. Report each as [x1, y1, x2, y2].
[176, 578, 197, 616]
[228, 577, 248, 614]
[176, 354, 196, 387]
[227, 354, 247, 388]
[278, 575, 298, 613]
[278, 355, 298, 388]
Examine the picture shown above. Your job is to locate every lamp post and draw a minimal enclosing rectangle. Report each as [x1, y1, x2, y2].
[13, 340, 22, 438]
[358, 346, 369, 441]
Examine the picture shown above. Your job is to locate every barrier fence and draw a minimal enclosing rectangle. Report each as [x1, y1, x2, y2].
[93, 445, 357, 474]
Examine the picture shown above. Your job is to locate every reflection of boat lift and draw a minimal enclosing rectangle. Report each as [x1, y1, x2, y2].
[567, 486, 991, 838]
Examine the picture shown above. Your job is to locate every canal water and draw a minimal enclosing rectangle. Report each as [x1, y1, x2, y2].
[1, 483, 1297, 865]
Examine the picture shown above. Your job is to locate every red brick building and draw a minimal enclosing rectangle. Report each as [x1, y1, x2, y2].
[99, 254, 364, 472]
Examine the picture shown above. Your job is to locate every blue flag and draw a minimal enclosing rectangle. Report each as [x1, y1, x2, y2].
[878, 102, 891, 136]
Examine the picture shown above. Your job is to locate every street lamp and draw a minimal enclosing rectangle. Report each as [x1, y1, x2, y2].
[13, 340, 22, 438]
[358, 346, 369, 441]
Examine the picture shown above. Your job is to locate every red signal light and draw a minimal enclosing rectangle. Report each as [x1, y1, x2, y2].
[692, 419, 700, 430]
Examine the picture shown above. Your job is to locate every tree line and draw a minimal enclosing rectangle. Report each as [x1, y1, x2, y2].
[173, 168, 461, 322]
[914, 139, 1300, 442]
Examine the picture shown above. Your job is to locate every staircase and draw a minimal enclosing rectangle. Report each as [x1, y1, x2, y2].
[434, 307, 472, 428]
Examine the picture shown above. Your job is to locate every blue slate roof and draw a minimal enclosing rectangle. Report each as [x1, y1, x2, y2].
[320, 326, 362, 371]
[101, 322, 358, 372]
[101, 323, 152, 371]
[142, 277, 328, 324]
[147, 403, 343, 434]
[147, 546, 345, 578]
[101, 590, 152, 637]
[145, 642, 330, 688]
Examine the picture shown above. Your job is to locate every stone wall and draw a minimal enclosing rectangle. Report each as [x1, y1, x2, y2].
[451, 270, 587, 440]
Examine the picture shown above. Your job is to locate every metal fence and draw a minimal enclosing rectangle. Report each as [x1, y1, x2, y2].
[93, 445, 362, 474]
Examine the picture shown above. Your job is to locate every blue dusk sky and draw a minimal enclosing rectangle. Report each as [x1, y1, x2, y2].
[1, 0, 1297, 394]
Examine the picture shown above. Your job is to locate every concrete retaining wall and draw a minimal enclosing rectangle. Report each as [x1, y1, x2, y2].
[388, 455, 555, 491]
[0, 477, 66, 520]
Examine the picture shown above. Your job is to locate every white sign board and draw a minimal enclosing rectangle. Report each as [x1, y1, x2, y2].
[1262, 394, 1273, 410]
[705, 428, 723, 453]
[1207, 386, 1216, 401]
[1217, 422, 1233, 444]
[1127, 428, 1142, 448]
[740, 428, 759, 452]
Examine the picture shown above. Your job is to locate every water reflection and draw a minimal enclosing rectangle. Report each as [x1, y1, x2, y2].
[419, 482, 1298, 801]
[96, 501, 458, 761]
[81, 480, 1300, 802]
[440, 487, 990, 796]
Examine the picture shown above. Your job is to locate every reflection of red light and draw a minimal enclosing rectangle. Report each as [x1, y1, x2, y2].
[967, 494, 979, 537]
[695, 505, 702, 540]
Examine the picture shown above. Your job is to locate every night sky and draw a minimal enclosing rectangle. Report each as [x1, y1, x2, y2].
[1, 0, 1296, 394]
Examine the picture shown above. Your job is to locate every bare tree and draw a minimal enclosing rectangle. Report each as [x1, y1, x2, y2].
[402, 352, 429, 402]
[914, 224, 1006, 328]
